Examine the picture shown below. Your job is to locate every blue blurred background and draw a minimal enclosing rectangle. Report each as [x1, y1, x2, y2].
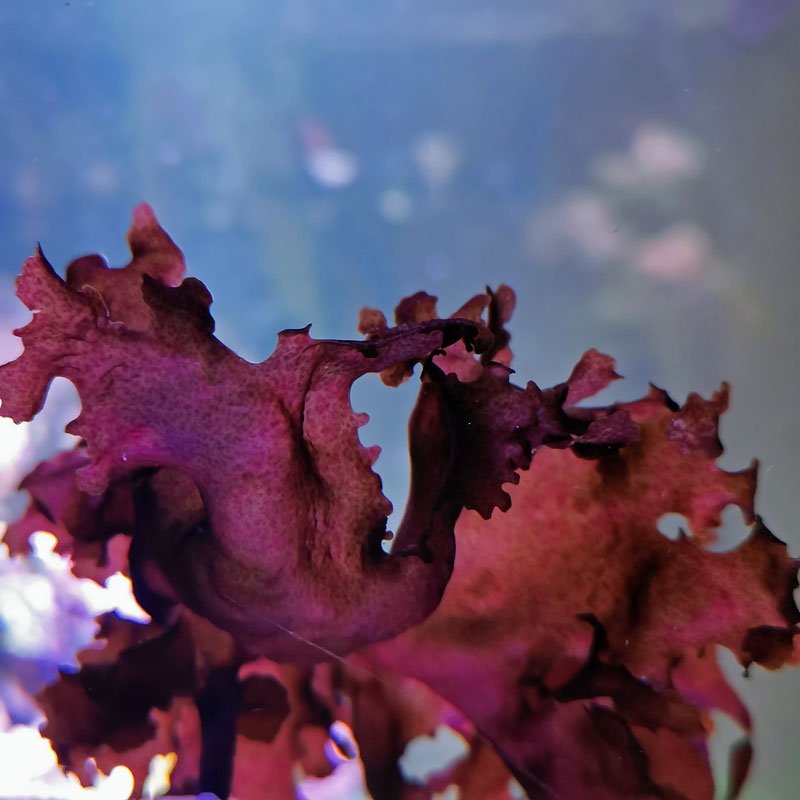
[0, 2, 798, 797]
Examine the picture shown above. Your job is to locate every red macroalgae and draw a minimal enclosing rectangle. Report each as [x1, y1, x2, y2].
[0, 207, 796, 799]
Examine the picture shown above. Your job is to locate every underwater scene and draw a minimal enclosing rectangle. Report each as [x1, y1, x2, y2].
[0, 2, 798, 799]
